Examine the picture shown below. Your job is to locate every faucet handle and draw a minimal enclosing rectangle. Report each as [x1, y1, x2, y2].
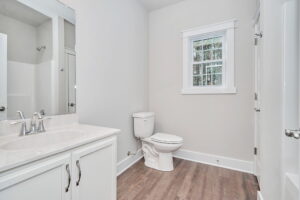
[10, 120, 28, 136]
[17, 111, 25, 120]
[37, 112, 43, 119]
[37, 114, 51, 133]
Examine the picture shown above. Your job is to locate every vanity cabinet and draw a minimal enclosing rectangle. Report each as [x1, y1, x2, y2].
[0, 136, 117, 200]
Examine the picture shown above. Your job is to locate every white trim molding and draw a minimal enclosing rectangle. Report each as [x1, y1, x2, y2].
[174, 149, 254, 174]
[117, 149, 143, 176]
[182, 19, 237, 95]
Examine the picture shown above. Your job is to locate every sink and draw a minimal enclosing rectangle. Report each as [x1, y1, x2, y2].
[0, 130, 86, 151]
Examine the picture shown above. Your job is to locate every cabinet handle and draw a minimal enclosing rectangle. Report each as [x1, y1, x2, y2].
[65, 164, 71, 192]
[76, 160, 82, 186]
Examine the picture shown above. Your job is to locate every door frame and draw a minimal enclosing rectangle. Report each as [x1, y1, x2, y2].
[0, 33, 7, 121]
[253, 9, 261, 179]
[64, 48, 76, 113]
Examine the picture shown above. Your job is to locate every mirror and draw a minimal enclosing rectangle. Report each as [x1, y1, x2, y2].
[0, 0, 76, 120]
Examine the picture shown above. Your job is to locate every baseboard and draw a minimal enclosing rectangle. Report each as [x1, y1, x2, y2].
[257, 191, 264, 200]
[173, 149, 254, 174]
[117, 149, 143, 176]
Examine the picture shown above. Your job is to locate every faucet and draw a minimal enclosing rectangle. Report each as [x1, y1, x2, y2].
[11, 111, 50, 136]
[29, 112, 39, 134]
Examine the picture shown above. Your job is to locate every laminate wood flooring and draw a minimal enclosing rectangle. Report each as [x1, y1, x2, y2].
[117, 158, 259, 200]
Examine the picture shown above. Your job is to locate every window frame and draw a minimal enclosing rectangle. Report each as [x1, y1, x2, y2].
[182, 20, 237, 95]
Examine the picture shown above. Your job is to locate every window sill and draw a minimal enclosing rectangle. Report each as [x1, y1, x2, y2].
[181, 87, 237, 95]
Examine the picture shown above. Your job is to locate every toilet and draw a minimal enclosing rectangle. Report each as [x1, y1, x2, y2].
[133, 112, 183, 171]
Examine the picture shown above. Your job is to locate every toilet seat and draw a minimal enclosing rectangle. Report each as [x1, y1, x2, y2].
[150, 133, 183, 144]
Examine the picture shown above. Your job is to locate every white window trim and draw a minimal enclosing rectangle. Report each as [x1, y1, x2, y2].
[182, 19, 237, 95]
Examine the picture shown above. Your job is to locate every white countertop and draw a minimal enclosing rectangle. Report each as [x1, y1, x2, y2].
[0, 123, 120, 173]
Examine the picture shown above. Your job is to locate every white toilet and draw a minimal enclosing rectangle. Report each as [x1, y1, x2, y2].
[133, 112, 183, 171]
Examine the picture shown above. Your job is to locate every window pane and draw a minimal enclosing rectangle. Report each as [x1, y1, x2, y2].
[212, 74, 222, 85]
[191, 36, 223, 87]
[193, 64, 201, 75]
[193, 76, 201, 86]
[203, 51, 211, 61]
[203, 39, 213, 50]
[212, 49, 222, 60]
[202, 75, 207, 86]
[193, 40, 203, 62]
[213, 37, 222, 49]
[193, 51, 202, 62]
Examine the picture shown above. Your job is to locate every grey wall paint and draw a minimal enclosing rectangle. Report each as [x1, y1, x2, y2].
[68, 0, 148, 162]
[0, 13, 37, 64]
[148, 0, 256, 161]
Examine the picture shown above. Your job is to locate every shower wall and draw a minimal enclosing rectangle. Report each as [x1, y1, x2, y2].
[37, 20, 53, 63]
[35, 20, 53, 115]
[0, 13, 37, 64]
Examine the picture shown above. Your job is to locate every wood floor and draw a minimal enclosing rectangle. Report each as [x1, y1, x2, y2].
[117, 158, 259, 200]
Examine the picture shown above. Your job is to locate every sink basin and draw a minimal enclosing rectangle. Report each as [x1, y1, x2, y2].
[0, 130, 86, 151]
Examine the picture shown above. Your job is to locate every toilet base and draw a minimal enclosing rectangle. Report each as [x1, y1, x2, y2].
[144, 152, 174, 171]
[142, 141, 175, 171]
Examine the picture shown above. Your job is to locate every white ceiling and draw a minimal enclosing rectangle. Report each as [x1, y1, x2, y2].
[0, 0, 50, 27]
[139, 0, 184, 11]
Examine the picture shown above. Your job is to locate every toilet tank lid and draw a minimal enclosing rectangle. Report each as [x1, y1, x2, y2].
[133, 112, 155, 118]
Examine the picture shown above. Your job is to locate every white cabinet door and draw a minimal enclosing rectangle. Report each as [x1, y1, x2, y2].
[0, 155, 71, 200]
[72, 137, 117, 200]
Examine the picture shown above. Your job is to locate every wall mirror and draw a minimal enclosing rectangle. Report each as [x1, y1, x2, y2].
[0, 0, 76, 120]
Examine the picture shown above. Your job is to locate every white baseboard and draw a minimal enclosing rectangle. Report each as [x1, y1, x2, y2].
[257, 191, 264, 200]
[117, 149, 143, 176]
[174, 149, 254, 174]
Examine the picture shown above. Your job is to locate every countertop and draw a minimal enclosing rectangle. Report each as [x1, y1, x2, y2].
[0, 123, 120, 173]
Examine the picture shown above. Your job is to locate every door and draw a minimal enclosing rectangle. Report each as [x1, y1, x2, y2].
[254, 14, 262, 184]
[65, 50, 76, 113]
[0, 155, 71, 200]
[72, 138, 117, 200]
[282, 0, 300, 200]
[0, 33, 7, 120]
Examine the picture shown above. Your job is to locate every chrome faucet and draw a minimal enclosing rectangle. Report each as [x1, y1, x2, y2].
[10, 111, 30, 136]
[11, 111, 50, 136]
[29, 112, 39, 134]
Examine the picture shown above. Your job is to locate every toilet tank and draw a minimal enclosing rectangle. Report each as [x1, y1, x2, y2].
[133, 112, 155, 139]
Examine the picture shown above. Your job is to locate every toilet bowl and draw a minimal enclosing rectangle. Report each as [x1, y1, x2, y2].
[142, 133, 183, 171]
[133, 112, 183, 171]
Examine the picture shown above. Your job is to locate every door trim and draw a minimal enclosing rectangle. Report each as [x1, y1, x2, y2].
[0, 33, 7, 121]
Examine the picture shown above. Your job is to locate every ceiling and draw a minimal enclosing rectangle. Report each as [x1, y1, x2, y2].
[139, 0, 184, 11]
[0, 0, 50, 27]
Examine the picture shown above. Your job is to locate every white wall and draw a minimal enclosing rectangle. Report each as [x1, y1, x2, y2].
[148, 0, 256, 162]
[0, 13, 37, 64]
[37, 20, 53, 63]
[62, 0, 148, 162]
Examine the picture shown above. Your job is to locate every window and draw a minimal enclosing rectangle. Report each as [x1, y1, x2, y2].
[182, 20, 237, 94]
